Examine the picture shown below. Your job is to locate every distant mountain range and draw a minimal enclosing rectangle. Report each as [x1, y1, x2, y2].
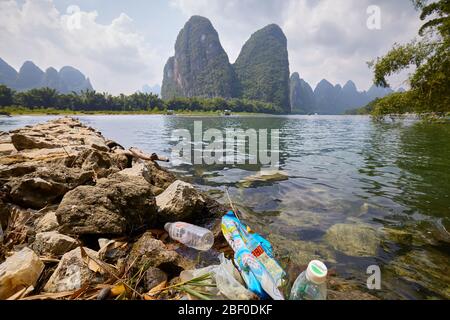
[162, 15, 397, 114]
[141, 84, 161, 96]
[0, 58, 93, 93]
[290, 74, 400, 115]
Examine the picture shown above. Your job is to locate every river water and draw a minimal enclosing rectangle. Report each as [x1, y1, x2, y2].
[1, 115, 449, 300]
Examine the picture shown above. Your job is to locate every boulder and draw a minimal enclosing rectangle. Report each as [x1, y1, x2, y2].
[44, 247, 105, 293]
[0, 247, 44, 299]
[5, 166, 95, 209]
[71, 149, 129, 178]
[0, 143, 16, 156]
[156, 180, 206, 222]
[117, 162, 145, 178]
[83, 135, 109, 152]
[31, 232, 78, 256]
[142, 161, 176, 189]
[127, 232, 188, 275]
[325, 223, 379, 257]
[34, 211, 59, 233]
[0, 146, 80, 166]
[56, 174, 158, 235]
[11, 133, 61, 151]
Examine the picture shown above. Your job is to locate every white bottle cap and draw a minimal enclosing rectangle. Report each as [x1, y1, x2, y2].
[306, 260, 328, 284]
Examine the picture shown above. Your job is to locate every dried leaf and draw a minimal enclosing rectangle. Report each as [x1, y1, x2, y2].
[110, 283, 126, 297]
[80, 246, 104, 274]
[147, 281, 168, 297]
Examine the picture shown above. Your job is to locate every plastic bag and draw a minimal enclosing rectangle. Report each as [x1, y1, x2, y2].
[179, 254, 255, 300]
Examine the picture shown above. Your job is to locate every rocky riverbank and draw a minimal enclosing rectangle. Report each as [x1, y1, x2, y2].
[0, 117, 380, 300]
[0, 117, 231, 300]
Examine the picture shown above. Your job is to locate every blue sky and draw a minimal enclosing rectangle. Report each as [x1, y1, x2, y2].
[1, 0, 422, 94]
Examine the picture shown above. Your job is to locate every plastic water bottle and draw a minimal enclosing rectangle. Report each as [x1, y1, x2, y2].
[289, 260, 328, 300]
[164, 222, 214, 251]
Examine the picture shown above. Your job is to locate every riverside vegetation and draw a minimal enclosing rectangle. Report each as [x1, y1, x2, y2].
[0, 85, 284, 115]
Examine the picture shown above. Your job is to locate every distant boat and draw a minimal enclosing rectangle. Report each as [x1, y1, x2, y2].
[166, 110, 175, 115]
[223, 110, 232, 116]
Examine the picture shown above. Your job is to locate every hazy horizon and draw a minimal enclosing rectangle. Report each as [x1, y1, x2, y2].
[0, 0, 422, 95]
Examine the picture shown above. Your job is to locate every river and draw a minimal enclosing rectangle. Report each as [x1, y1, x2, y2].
[1, 114, 449, 300]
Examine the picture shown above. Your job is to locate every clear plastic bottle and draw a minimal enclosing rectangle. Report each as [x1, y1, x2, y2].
[164, 222, 214, 251]
[289, 260, 328, 300]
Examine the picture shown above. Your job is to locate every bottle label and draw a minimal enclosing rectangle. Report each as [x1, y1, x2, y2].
[173, 222, 185, 239]
[251, 245, 264, 257]
[251, 245, 285, 286]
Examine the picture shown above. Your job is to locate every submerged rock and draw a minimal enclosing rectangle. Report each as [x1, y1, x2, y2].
[31, 232, 78, 256]
[56, 174, 158, 235]
[44, 247, 105, 293]
[325, 223, 379, 257]
[0, 247, 44, 299]
[238, 170, 288, 188]
[379, 227, 413, 246]
[156, 180, 207, 222]
[387, 248, 450, 299]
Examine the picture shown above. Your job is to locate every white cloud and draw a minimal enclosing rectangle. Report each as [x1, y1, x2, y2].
[0, 0, 423, 94]
[0, 0, 163, 94]
[170, 0, 422, 90]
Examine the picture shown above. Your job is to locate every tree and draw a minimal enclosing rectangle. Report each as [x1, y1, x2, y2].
[0, 85, 14, 106]
[369, 0, 450, 116]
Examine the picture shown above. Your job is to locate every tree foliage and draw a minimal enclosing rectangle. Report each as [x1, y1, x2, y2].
[0, 86, 283, 114]
[369, 0, 450, 116]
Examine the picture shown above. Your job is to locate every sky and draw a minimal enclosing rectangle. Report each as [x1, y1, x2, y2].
[0, 0, 423, 95]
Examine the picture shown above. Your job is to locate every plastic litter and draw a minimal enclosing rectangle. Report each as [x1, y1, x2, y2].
[289, 260, 328, 300]
[221, 210, 285, 300]
[165, 222, 214, 251]
[180, 253, 255, 300]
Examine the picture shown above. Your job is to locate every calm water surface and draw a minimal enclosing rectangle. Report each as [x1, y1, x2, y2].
[1, 115, 449, 299]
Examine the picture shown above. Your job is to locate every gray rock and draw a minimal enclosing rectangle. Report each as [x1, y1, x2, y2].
[127, 232, 188, 274]
[156, 180, 206, 222]
[325, 223, 379, 257]
[0, 247, 44, 299]
[31, 232, 78, 256]
[5, 166, 95, 209]
[144, 267, 168, 291]
[34, 211, 59, 233]
[44, 247, 105, 293]
[56, 174, 158, 235]
[142, 161, 176, 190]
